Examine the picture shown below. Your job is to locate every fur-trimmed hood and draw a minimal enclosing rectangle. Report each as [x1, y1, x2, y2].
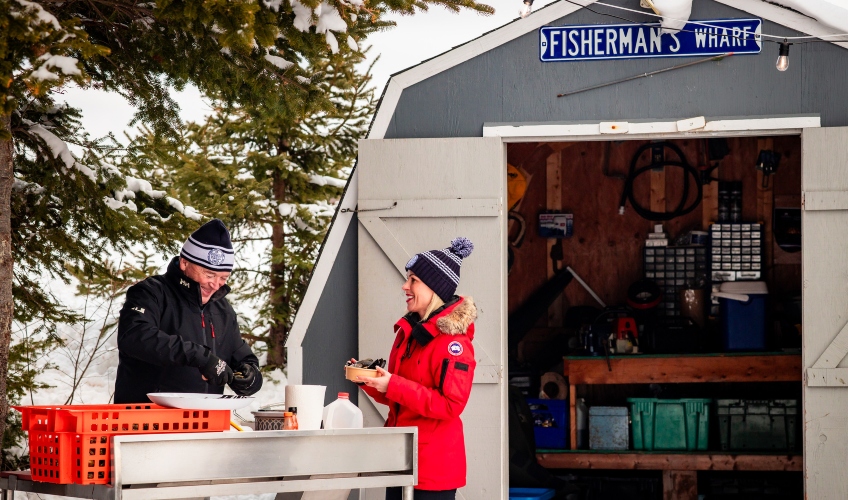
[436, 296, 477, 335]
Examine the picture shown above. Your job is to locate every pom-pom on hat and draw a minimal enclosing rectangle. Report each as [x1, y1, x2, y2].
[180, 219, 235, 272]
[405, 237, 474, 301]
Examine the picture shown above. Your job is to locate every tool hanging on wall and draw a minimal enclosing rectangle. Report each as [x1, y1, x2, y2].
[618, 141, 703, 221]
[507, 163, 530, 275]
[508, 211, 526, 274]
[755, 149, 781, 188]
[697, 138, 731, 185]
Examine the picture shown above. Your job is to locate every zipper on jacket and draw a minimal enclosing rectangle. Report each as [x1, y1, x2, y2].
[438, 358, 450, 394]
[403, 337, 416, 359]
[201, 311, 216, 355]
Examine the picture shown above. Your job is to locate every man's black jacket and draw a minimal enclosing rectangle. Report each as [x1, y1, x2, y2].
[114, 256, 262, 403]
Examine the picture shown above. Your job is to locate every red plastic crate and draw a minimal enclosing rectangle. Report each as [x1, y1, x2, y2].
[15, 404, 230, 484]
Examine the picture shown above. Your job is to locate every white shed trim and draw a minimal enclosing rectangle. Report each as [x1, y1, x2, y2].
[483, 115, 821, 141]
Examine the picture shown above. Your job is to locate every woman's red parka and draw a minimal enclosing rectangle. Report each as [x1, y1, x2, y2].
[362, 296, 477, 491]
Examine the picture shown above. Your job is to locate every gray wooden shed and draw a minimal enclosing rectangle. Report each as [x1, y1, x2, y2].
[286, 1, 848, 498]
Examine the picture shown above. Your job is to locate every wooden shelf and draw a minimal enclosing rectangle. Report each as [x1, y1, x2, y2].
[563, 352, 802, 385]
[564, 353, 802, 454]
[537, 451, 802, 472]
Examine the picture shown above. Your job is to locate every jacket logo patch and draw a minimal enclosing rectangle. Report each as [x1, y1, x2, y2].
[180, 279, 190, 288]
[215, 359, 227, 375]
[448, 341, 463, 356]
[132, 307, 145, 314]
[208, 248, 225, 266]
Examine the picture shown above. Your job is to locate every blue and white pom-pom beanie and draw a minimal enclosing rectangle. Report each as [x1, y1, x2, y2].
[405, 237, 474, 301]
[180, 219, 235, 272]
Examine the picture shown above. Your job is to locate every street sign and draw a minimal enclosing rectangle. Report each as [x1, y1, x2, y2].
[540, 18, 762, 62]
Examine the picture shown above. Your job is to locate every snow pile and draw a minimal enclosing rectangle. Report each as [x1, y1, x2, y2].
[645, 0, 848, 36]
[778, 0, 848, 34]
[30, 54, 82, 82]
[12, 178, 45, 194]
[14, 0, 62, 31]
[24, 119, 202, 221]
[264, 54, 294, 70]
[278, 200, 337, 218]
[281, 0, 360, 53]
[308, 173, 346, 188]
[651, 0, 692, 34]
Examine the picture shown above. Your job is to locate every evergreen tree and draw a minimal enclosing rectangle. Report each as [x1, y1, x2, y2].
[0, 0, 493, 460]
[123, 49, 375, 368]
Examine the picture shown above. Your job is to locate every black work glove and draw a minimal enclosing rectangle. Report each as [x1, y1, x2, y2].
[229, 362, 261, 395]
[201, 353, 234, 387]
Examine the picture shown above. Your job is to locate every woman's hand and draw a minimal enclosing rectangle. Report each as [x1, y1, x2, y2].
[357, 366, 391, 393]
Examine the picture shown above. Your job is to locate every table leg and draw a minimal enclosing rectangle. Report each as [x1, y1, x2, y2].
[401, 485, 414, 500]
[569, 383, 577, 450]
[662, 470, 697, 500]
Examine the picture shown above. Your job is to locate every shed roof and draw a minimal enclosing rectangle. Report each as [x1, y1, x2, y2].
[287, 0, 848, 357]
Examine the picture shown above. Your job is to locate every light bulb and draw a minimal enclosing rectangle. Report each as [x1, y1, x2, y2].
[776, 42, 791, 72]
[519, 0, 533, 18]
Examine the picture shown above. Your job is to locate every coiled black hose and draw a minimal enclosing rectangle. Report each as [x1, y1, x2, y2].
[618, 141, 703, 221]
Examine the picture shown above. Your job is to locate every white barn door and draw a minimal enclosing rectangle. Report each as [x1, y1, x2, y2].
[357, 138, 507, 499]
[802, 127, 848, 498]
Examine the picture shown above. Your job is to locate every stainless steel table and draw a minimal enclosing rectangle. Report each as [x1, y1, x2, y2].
[1, 427, 417, 500]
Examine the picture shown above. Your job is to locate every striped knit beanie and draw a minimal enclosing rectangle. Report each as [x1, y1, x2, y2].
[405, 237, 474, 301]
[180, 219, 235, 272]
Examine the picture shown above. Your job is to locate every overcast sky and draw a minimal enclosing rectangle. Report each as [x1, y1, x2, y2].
[60, 0, 556, 141]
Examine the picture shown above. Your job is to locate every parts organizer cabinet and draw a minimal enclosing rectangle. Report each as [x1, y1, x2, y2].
[535, 353, 802, 499]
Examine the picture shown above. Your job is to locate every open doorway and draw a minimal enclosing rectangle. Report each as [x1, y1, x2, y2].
[505, 136, 803, 499]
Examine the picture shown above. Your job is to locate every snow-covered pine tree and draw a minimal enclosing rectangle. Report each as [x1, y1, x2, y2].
[0, 0, 493, 461]
[123, 49, 376, 368]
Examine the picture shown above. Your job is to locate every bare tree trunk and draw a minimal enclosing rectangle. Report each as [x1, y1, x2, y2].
[0, 113, 15, 447]
[267, 172, 288, 368]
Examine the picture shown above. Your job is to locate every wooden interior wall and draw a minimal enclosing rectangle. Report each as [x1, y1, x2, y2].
[507, 136, 802, 324]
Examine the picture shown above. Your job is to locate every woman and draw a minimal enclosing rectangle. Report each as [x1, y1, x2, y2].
[358, 237, 477, 500]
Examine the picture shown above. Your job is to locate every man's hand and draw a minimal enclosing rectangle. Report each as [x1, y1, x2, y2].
[229, 362, 260, 395]
[201, 354, 234, 386]
[357, 366, 391, 393]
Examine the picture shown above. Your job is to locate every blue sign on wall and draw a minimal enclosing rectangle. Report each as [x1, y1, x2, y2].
[540, 18, 761, 62]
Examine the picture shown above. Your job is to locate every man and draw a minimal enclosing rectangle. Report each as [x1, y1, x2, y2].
[115, 219, 263, 404]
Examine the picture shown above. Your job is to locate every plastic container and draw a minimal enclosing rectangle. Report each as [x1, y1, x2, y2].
[322, 393, 363, 429]
[525, 398, 568, 449]
[715, 281, 768, 351]
[283, 411, 298, 430]
[288, 407, 300, 429]
[627, 398, 710, 451]
[508, 487, 555, 500]
[589, 406, 629, 450]
[251, 410, 287, 430]
[576, 398, 588, 450]
[716, 399, 798, 451]
[15, 404, 230, 485]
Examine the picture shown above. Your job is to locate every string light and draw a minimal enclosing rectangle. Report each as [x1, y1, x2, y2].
[520, 0, 534, 18]
[776, 41, 791, 71]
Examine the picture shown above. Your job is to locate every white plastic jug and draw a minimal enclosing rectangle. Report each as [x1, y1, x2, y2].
[322, 392, 363, 429]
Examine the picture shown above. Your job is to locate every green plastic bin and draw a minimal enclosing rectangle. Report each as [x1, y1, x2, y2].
[716, 399, 798, 451]
[627, 398, 711, 451]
